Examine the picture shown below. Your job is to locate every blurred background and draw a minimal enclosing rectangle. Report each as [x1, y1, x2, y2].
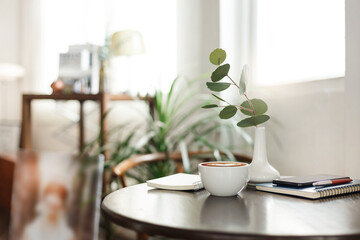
[1, 0, 358, 177]
[1, 0, 360, 239]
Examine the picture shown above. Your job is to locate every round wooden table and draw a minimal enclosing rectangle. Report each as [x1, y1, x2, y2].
[101, 183, 360, 239]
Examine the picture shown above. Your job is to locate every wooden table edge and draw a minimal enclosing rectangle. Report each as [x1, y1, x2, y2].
[21, 93, 153, 102]
[101, 198, 360, 240]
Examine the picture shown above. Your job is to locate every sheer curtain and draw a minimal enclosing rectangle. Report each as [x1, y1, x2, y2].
[220, 0, 253, 84]
[19, 0, 44, 92]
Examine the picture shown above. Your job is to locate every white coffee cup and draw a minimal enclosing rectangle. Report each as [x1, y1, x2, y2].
[198, 161, 250, 197]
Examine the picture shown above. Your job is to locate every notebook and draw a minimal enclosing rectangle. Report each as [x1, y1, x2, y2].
[146, 173, 204, 191]
[256, 180, 360, 199]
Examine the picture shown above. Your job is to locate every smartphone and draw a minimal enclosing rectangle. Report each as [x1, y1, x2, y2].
[272, 174, 351, 188]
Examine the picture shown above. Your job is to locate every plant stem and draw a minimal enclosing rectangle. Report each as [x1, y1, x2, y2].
[227, 75, 239, 88]
[238, 106, 253, 112]
[244, 93, 255, 115]
[223, 99, 232, 106]
[218, 105, 253, 112]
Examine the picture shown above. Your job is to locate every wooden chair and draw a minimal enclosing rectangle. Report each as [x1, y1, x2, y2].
[112, 150, 252, 188]
[0, 153, 16, 240]
[0, 154, 16, 210]
[8, 150, 104, 240]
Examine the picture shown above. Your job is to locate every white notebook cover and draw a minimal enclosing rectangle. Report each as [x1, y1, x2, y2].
[146, 173, 203, 191]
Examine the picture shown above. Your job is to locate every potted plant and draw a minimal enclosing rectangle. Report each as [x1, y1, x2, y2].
[202, 48, 280, 182]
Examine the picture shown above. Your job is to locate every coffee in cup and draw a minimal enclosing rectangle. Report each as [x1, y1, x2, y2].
[200, 162, 247, 167]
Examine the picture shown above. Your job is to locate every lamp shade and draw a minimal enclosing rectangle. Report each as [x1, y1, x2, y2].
[0, 63, 25, 81]
[110, 30, 145, 57]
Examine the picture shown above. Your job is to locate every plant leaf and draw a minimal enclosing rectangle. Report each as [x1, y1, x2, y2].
[237, 114, 270, 128]
[211, 94, 226, 103]
[206, 82, 231, 92]
[211, 64, 230, 82]
[165, 76, 181, 114]
[240, 98, 268, 116]
[209, 48, 226, 65]
[202, 104, 218, 109]
[219, 106, 237, 119]
[239, 65, 247, 95]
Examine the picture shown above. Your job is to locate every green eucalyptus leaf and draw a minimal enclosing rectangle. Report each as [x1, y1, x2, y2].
[239, 65, 247, 95]
[211, 94, 226, 103]
[211, 64, 230, 82]
[202, 104, 218, 109]
[240, 99, 268, 116]
[219, 106, 237, 119]
[206, 82, 231, 92]
[237, 114, 270, 128]
[209, 48, 226, 65]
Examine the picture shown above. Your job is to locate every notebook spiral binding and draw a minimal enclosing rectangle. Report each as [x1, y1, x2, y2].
[318, 184, 360, 198]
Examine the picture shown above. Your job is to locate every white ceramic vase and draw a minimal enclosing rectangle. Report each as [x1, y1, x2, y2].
[249, 126, 280, 183]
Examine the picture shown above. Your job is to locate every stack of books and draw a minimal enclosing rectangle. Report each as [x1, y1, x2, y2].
[254, 174, 360, 199]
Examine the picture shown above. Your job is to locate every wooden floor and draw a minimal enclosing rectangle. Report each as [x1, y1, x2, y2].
[0, 207, 9, 240]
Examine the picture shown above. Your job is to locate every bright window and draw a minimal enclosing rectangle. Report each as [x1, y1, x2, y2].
[41, 0, 177, 94]
[255, 0, 345, 85]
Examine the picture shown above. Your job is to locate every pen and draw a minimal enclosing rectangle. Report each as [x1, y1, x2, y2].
[313, 178, 352, 187]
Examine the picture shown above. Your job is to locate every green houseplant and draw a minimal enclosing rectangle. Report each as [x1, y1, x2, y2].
[203, 48, 280, 182]
[83, 75, 245, 190]
[128, 75, 243, 182]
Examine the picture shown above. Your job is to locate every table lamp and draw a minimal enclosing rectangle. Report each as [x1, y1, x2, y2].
[99, 30, 145, 93]
[110, 30, 145, 57]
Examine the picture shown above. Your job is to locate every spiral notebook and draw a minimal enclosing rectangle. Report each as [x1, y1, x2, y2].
[256, 180, 360, 199]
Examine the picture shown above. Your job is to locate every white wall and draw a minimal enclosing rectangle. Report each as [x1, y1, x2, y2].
[177, 0, 220, 78]
[345, 0, 360, 178]
[255, 78, 345, 176]
[0, 0, 19, 63]
[0, 0, 21, 121]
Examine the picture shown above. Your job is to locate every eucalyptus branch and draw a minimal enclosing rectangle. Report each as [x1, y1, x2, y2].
[223, 99, 232, 106]
[218, 105, 253, 112]
[227, 75, 239, 88]
[208, 48, 270, 128]
[238, 106, 253, 112]
[244, 92, 255, 115]
[232, 104, 253, 112]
